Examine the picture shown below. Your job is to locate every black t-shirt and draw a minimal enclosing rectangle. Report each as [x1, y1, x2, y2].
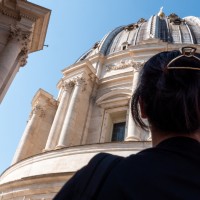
[54, 137, 200, 200]
[97, 137, 200, 200]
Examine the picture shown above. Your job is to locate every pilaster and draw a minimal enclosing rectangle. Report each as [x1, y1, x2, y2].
[12, 103, 46, 164]
[125, 61, 145, 141]
[56, 76, 87, 149]
[44, 80, 74, 151]
[12, 89, 57, 164]
[0, 25, 32, 101]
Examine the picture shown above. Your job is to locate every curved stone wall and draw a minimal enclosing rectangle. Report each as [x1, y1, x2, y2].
[0, 142, 151, 199]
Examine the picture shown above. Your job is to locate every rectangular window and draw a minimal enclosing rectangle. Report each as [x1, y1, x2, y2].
[112, 122, 126, 142]
[100, 107, 128, 143]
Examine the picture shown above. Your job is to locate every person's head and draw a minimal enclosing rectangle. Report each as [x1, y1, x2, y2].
[131, 47, 200, 136]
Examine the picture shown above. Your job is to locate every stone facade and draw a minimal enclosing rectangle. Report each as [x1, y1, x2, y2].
[0, 0, 50, 103]
[1, 8, 200, 200]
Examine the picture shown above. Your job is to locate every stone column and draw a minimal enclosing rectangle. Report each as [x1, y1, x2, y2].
[125, 62, 144, 141]
[0, 25, 30, 101]
[56, 77, 86, 149]
[12, 104, 45, 164]
[44, 81, 74, 151]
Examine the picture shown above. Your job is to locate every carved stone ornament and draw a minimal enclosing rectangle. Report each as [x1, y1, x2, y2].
[106, 60, 145, 71]
[137, 18, 147, 24]
[62, 80, 75, 91]
[168, 13, 184, 25]
[29, 104, 45, 119]
[132, 61, 145, 71]
[0, 2, 37, 21]
[0, 4, 19, 19]
[9, 25, 31, 43]
[73, 76, 87, 91]
[92, 41, 100, 49]
[20, 12, 37, 22]
[124, 23, 138, 31]
[18, 47, 28, 66]
[9, 25, 31, 66]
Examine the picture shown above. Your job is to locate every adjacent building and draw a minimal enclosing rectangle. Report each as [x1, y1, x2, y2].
[0, 0, 50, 103]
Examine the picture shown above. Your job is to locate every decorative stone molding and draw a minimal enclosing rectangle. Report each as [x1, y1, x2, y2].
[132, 61, 145, 71]
[74, 76, 87, 91]
[89, 73, 97, 83]
[124, 23, 138, 31]
[0, 5, 20, 19]
[106, 60, 145, 71]
[92, 41, 100, 49]
[74, 76, 85, 85]
[29, 104, 45, 119]
[0, 2, 38, 21]
[20, 12, 37, 22]
[18, 47, 28, 66]
[90, 95, 96, 104]
[9, 25, 31, 42]
[9, 25, 31, 66]
[62, 76, 87, 92]
[62, 80, 75, 92]
[123, 18, 146, 32]
[168, 13, 184, 25]
[137, 18, 147, 24]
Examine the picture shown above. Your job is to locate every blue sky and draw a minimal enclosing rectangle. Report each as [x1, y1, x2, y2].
[0, 0, 200, 174]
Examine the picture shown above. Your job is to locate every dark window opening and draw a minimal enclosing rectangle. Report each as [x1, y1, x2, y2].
[122, 46, 127, 50]
[112, 122, 126, 142]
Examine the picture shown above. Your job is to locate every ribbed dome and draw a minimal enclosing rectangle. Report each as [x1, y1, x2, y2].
[76, 13, 200, 62]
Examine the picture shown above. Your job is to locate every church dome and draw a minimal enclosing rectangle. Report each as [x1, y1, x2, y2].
[77, 13, 200, 62]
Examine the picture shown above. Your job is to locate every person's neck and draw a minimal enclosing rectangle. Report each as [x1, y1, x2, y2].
[151, 128, 200, 147]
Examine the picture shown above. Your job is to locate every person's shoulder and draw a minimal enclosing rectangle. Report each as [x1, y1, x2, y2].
[96, 148, 160, 199]
[88, 152, 124, 164]
[109, 146, 169, 181]
[119, 147, 159, 168]
[88, 150, 158, 173]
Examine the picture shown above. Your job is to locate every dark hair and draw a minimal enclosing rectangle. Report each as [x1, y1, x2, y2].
[131, 50, 200, 134]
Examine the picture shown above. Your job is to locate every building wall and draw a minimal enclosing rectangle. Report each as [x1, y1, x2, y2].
[0, 0, 50, 103]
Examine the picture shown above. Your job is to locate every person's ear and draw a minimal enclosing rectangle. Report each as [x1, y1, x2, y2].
[139, 97, 147, 119]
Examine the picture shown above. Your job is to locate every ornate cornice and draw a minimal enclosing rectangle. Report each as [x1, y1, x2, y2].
[19, 12, 37, 22]
[106, 60, 145, 71]
[31, 89, 56, 109]
[0, 2, 38, 21]
[0, 4, 20, 20]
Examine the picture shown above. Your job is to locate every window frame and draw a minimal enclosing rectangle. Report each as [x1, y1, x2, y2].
[100, 107, 128, 143]
[111, 122, 126, 142]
